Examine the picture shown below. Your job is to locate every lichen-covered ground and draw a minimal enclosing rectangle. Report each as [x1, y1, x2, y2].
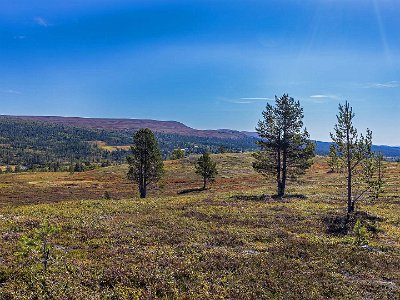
[0, 154, 399, 299]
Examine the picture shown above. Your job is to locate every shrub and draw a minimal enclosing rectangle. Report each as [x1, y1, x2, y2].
[353, 219, 369, 246]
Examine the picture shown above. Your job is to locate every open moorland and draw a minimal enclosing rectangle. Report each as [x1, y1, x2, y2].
[0, 153, 399, 299]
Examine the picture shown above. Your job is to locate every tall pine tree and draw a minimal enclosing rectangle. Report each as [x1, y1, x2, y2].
[253, 94, 315, 197]
[330, 101, 376, 214]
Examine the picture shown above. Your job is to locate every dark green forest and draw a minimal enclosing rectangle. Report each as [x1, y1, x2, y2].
[0, 118, 257, 171]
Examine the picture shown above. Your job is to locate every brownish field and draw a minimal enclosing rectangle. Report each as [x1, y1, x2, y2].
[0, 154, 399, 299]
[0, 153, 267, 207]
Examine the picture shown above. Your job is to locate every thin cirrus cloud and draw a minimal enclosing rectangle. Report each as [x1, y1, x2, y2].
[219, 97, 272, 105]
[237, 97, 273, 104]
[34, 17, 50, 27]
[310, 95, 338, 99]
[240, 97, 272, 101]
[1, 89, 22, 95]
[309, 94, 338, 103]
[363, 81, 400, 88]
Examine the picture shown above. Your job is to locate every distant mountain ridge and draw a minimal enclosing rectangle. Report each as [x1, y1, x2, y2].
[3, 115, 248, 139]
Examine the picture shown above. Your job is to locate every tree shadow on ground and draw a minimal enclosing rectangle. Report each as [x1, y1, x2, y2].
[230, 194, 307, 202]
[178, 187, 205, 195]
[230, 194, 267, 202]
[323, 211, 383, 236]
[271, 194, 307, 200]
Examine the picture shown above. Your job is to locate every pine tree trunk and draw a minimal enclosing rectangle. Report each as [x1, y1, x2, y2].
[281, 148, 287, 197]
[140, 186, 146, 198]
[277, 148, 282, 197]
[346, 128, 353, 214]
[139, 172, 147, 198]
[347, 173, 353, 213]
[203, 177, 207, 190]
[278, 184, 284, 198]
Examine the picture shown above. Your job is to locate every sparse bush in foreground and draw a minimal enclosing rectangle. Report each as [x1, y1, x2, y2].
[15, 222, 59, 273]
[353, 219, 369, 246]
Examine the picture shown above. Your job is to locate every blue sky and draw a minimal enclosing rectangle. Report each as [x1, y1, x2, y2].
[0, 0, 399, 145]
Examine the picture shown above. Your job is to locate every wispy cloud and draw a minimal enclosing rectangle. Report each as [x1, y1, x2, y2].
[1, 89, 22, 95]
[363, 81, 400, 88]
[217, 97, 272, 105]
[309, 94, 338, 103]
[240, 97, 272, 101]
[232, 97, 273, 104]
[232, 100, 258, 104]
[310, 94, 338, 99]
[34, 17, 50, 27]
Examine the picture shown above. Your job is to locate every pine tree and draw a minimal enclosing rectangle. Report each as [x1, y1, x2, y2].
[253, 94, 315, 197]
[170, 148, 185, 160]
[127, 128, 164, 198]
[195, 152, 218, 190]
[328, 144, 340, 173]
[14, 165, 22, 173]
[330, 101, 377, 214]
[365, 152, 385, 201]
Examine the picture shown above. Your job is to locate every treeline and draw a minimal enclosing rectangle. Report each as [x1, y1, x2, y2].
[0, 118, 127, 170]
[155, 132, 257, 156]
[0, 117, 257, 171]
[315, 140, 400, 159]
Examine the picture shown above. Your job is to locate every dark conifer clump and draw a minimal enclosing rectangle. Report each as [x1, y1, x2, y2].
[253, 94, 315, 197]
[127, 128, 164, 198]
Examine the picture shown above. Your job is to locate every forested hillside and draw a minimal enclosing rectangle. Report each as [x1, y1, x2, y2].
[4, 115, 249, 139]
[0, 118, 257, 170]
[0, 117, 398, 171]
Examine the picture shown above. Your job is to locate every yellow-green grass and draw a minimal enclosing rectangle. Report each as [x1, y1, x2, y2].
[90, 141, 131, 152]
[0, 154, 399, 299]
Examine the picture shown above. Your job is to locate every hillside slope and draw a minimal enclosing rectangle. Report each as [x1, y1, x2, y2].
[3, 115, 248, 139]
[0, 117, 257, 169]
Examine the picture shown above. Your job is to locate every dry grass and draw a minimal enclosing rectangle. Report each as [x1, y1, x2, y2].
[90, 141, 131, 152]
[0, 153, 399, 299]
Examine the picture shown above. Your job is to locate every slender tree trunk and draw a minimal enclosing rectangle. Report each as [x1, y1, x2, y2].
[140, 186, 146, 198]
[203, 176, 207, 190]
[139, 163, 147, 198]
[277, 148, 282, 196]
[346, 128, 353, 214]
[347, 165, 353, 213]
[281, 148, 287, 197]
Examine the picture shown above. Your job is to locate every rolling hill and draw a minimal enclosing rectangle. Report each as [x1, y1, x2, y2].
[3, 115, 248, 139]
